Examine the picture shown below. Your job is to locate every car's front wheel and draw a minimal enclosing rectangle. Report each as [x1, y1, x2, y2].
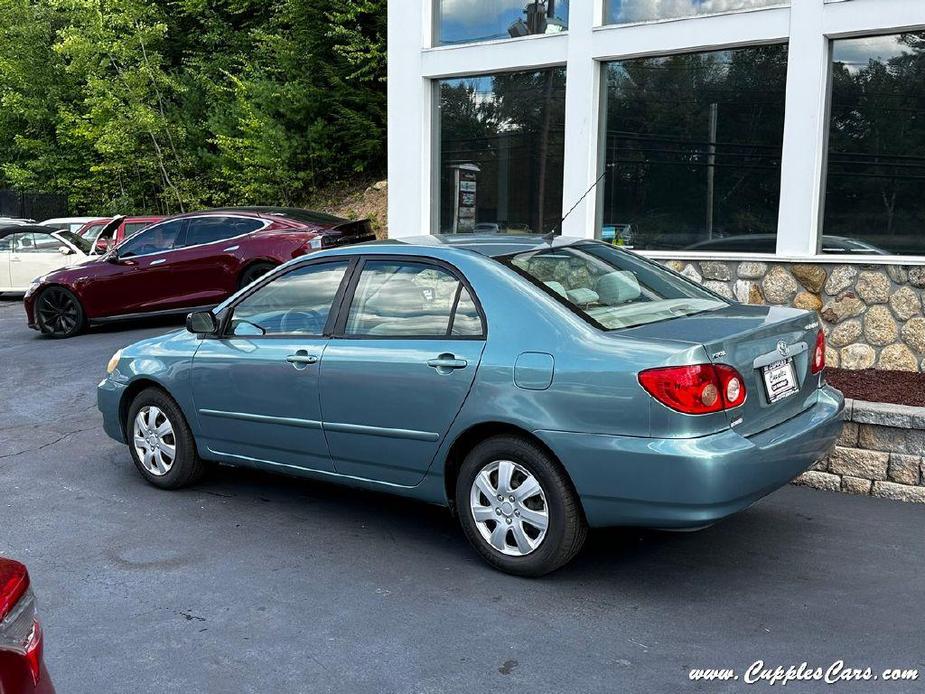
[456, 435, 587, 576]
[35, 286, 85, 338]
[127, 388, 205, 490]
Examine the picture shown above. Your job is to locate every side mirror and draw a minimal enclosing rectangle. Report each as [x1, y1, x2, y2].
[58, 246, 73, 255]
[186, 310, 218, 336]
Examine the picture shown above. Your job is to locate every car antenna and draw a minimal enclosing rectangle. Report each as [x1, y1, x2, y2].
[541, 163, 616, 244]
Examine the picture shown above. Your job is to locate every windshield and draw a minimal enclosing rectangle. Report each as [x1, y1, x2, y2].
[501, 242, 728, 330]
[53, 229, 92, 255]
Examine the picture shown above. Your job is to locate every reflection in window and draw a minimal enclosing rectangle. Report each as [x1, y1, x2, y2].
[436, 0, 568, 45]
[823, 32, 925, 256]
[438, 68, 565, 235]
[600, 45, 787, 252]
[604, 0, 785, 25]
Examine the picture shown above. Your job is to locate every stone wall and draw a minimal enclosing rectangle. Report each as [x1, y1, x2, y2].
[794, 399, 925, 503]
[657, 259, 925, 371]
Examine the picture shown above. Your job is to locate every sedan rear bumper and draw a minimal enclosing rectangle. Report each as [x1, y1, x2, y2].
[535, 385, 845, 528]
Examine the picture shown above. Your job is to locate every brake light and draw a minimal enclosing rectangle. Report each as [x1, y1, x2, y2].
[812, 329, 826, 374]
[638, 364, 747, 414]
[0, 561, 43, 685]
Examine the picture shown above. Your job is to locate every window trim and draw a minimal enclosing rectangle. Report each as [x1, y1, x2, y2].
[216, 257, 358, 340]
[331, 254, 488, 341]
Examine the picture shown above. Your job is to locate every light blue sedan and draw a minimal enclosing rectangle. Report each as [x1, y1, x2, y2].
[98, 235, 844, 575]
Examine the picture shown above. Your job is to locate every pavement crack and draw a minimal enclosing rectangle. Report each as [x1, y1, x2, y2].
[0, 426, 97, 460]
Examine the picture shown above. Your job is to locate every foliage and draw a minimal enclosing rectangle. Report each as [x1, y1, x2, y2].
[0, 0, 386, 214]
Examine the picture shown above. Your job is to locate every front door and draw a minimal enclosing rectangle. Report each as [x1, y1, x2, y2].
[8, 231, 71, 289]
[191, 259, 352, 472]
[81, 219, 186, 316]
[321, 258, 486, 486]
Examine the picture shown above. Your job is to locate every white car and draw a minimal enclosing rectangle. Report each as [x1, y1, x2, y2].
[40, 216, 99, 234]
[0, 223, 91, 293]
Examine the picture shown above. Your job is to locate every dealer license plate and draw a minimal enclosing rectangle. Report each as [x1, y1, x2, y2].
[762, 358, 798, 403]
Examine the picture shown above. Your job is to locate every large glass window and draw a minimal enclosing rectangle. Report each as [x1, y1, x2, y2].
[604, 0, 785, 25]
[823, 32, 925, 256]
[599, 45, 788, 252]
[436, 1, 568, 45]
[438, 67, 566, 235]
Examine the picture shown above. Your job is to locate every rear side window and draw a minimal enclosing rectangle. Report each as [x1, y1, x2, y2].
[184, 216, 263, 247]
[502, 242, 728, 331]
[344, 261, 484, 338]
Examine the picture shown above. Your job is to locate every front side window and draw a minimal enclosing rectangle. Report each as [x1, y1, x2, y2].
[345, 261, 484, 338]
[438, 67, 566, 235]
[502, 242, 727, 330]
[435, 0, 569, 46]
[823, 32, 925, 256]
[22, 232, 60, 252]
[229, 261, 349, 336]
[600, 45, 788, 252]
[604, 0, 786, 25]
[117, 220, 185, 257]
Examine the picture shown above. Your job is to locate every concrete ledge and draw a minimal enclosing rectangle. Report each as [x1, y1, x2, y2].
[794, 398, 925, 503]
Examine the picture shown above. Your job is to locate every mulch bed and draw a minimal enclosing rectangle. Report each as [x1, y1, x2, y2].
[826, 368, 925, 408]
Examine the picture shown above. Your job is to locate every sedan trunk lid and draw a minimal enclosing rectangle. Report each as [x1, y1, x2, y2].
[622, 304, 823, 437]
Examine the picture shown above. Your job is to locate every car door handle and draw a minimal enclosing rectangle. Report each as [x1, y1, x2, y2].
[149, 259, 166, 266]
[223, 245, 240, 252]
[10, 257, 20, 262]
[286, 352, 319, 369]
[426, 354, 468, 372]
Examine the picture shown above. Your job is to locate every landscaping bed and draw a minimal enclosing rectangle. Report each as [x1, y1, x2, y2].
[826, 367, 925, 408]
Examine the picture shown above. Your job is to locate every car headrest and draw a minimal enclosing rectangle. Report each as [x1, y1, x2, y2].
[596, 271, 641, 305]
[543, 281, 568, 298]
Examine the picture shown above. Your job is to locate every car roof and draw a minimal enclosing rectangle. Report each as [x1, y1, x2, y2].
[356, 234, 588, 258]
[170, 207, 349, 226]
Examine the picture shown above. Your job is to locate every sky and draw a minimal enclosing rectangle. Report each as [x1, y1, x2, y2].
[605, 0, 784, 24]
[833, 33, 918, 73]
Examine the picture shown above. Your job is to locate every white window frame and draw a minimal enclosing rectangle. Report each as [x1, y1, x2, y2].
[388, 0, 925, 265]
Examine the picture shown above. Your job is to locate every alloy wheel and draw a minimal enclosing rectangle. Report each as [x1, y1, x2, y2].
[37, 288, 80, 336]
[132, 406, 176, 476]
[469, 460, 549, 557]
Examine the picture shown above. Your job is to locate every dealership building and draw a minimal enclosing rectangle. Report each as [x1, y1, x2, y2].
[388, 0, 925, 371]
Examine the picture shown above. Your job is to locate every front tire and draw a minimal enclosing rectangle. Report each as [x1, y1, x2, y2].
[455, 435, 587, 576]
[127, 388, 205, 490]
[35, 286, 85, 338]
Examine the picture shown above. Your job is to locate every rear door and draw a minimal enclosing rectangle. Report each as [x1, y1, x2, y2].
[0, 234, 12, 289]
[320, 257, 486, 486]
[164, 215, 266, 309]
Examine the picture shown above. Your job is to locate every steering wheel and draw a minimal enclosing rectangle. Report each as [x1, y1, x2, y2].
[279, 308, 324, 335]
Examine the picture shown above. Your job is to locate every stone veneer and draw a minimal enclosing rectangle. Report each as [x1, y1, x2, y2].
[656, 259, 925, 372]
[794, 399, 925, 504]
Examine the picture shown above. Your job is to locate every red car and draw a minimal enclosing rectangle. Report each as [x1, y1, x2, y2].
[25, 207, 374, 338]
[77, 216, 165, 254]
[0, 559, 54, 694]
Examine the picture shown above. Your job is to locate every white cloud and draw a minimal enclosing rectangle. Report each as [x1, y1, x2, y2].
[833, 34, 910, 72]
[439, 0, 526, 26]
[613, 0, 784, 23]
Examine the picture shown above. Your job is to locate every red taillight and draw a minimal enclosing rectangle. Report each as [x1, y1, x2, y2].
[638, 364, 747, 414]
[0, 561, 28, 623]
[812, 329, 826, 374]
[0, 560, 43, 685]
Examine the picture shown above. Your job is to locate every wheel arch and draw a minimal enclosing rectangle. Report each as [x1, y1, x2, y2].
[441, 421, 575, 516]
[118, 377, 172, 440]
[237, 259, 279, 288]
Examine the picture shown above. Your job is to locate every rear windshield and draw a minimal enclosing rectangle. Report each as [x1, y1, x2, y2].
[500, 242, 728, 330]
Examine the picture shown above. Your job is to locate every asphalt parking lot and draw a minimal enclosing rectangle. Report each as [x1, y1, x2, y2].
[1, 296, 923, 693]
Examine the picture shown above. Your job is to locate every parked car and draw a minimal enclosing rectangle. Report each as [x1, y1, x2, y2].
[0, 217, 35, 226]
[39, 217, 99, 234]
[0, 224, 91, 294]
[25, 207, 374, 337]
[76, 215, 165, 254]
[97, 235, 844, 576]
[0, 559, 55, 694]
[685, 234, 890, 255]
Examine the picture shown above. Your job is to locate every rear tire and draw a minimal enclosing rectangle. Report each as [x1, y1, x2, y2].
[455, 435, 587, 576]
[35, 286, 85, 338]
[239, 263, 276, 289]
[126, 388, 205, 490]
